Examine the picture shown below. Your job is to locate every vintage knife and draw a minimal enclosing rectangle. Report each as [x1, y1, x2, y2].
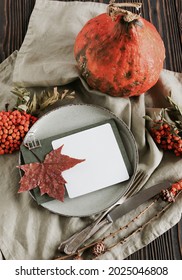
[59, 181, 171, 255]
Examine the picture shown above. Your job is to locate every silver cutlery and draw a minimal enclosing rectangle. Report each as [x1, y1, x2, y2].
[58, 169, 151, 254]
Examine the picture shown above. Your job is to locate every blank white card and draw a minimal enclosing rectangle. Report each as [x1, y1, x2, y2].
[52, 123, 129, 198]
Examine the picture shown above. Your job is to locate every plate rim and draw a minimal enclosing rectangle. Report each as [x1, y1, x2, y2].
[19, 103, 139, 217]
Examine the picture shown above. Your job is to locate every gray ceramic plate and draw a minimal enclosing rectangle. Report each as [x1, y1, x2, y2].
[20, 104, 138, 216]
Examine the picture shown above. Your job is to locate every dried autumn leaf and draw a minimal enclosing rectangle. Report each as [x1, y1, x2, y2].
[60, 89, 75, 100]
[12, 86, 76, 115]
[17, 145, 85, 201]
[39, 87, 59, 110]
[29, 93, 37, 113]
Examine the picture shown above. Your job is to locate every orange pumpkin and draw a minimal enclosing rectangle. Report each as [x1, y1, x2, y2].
[74, 3, 165, 97]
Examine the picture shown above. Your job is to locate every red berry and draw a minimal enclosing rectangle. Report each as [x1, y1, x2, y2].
[150, 120, 182, 157]
[0, 109, 38, 155]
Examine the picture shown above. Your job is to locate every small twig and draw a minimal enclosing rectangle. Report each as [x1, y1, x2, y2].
[103, 197, 158, 242]
[54, 196, 160, 260]
[105, 202, 171, 253]
[167, 96, 182, 116]
[55, 189, 182, 260]
[5, 103, 9, 112]
[94, 190, 182, 259]
[11, 86, 75, 115]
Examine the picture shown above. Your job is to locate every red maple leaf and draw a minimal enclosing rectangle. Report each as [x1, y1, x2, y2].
[17, 145, 85, 201]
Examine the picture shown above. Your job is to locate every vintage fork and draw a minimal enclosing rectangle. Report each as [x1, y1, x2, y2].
[58, 169, 147, 255]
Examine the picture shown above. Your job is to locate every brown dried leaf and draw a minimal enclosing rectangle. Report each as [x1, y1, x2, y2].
[17, 145, 85, 201]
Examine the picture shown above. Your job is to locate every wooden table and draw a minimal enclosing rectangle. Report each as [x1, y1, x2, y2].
[0, 0, 182, 259]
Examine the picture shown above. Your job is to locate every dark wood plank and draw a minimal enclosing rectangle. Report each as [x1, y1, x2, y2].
[0, 0, 35, 61]
[0, 0, 181, 260]
[177, 219, 182, 257]
[0, 0, 6, 62]
[175, 0, 182, 35]
[115, 0, 182, 72]
[127, 222, 182, 260]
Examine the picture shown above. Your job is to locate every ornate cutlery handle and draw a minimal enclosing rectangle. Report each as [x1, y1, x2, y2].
[58, 218, 111, 255]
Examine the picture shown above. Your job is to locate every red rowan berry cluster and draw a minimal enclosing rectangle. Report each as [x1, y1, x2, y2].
[144, 97, 182, 157]
[161, 179, 182, 202]
[171, 179, 182, 195]
[150, 121, 182, 156]
[0, 110, 37, 155]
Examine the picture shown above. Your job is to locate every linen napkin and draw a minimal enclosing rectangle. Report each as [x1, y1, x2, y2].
[13, 0, 107, 87]
[0, 0, 182, 260]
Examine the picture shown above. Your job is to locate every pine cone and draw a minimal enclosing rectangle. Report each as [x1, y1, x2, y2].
[92, 242, 106, 257]
[161, 189, 175, 202]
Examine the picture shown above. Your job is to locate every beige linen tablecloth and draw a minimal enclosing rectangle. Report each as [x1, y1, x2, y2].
[0, 1, 182, 260]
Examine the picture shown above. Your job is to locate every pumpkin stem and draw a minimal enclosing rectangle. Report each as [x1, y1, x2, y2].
[107, 1, 142, 22]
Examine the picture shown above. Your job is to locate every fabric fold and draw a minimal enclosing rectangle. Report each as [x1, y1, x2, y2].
[13, 0, 107, 87]
[0, 0, 182, 260]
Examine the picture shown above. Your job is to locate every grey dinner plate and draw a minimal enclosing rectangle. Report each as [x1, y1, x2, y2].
[20, 104, 138, 216]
